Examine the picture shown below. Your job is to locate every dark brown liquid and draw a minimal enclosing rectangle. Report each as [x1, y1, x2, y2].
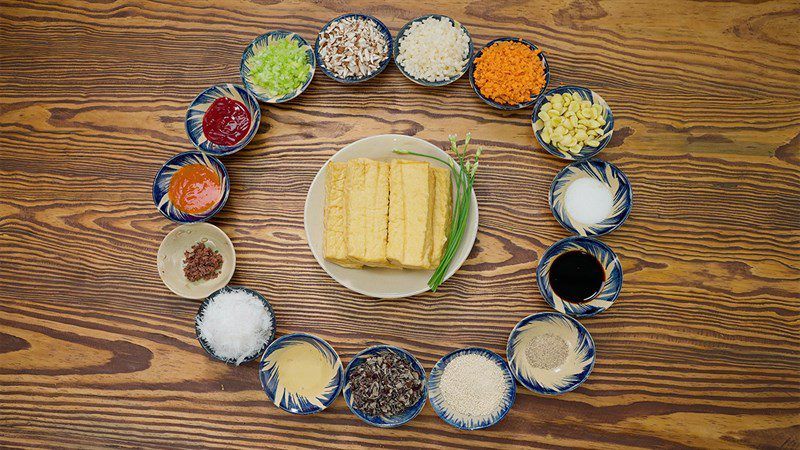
[549, 251, 605, 303]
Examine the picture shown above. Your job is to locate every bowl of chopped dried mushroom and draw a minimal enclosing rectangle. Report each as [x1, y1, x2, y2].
[315, 14, 392, 83]
[343, 345, 428, 427]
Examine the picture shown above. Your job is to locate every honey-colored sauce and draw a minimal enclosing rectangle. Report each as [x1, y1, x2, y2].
[264, 341, 334, 402]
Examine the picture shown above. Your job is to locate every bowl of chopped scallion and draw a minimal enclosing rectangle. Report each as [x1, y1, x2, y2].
[240, 30, 315, 103]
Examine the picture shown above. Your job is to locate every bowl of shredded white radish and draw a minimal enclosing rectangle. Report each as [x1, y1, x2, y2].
[195, 286, 276, 365]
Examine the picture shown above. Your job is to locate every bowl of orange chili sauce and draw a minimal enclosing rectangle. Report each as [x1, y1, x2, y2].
[186, 83, 261, 156]
[152, 151, 230, 223]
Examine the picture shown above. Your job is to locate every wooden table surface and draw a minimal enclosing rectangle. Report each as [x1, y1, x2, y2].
[2, 0, 798, 448]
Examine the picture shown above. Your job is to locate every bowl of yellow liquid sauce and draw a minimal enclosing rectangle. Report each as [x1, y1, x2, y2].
[259, 333, 343, 414]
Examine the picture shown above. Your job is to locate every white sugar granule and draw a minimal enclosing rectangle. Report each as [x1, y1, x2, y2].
[197, 289, 273, 365]
[396, 17, 470, 82]
[440, 353, 507, 417]
[565, 177, 613, 225]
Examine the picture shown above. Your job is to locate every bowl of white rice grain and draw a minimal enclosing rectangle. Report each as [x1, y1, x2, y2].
[195, 286, 276, 365]
[393, 15, 473, 86]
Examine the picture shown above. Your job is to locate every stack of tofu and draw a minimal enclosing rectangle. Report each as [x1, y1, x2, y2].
[323, 158, 452, 270]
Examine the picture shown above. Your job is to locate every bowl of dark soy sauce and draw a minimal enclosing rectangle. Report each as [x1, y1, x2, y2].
[536, 236, 622, 317]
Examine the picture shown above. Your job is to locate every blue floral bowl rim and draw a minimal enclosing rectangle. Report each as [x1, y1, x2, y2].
[258, 332, 344, 415]
[194, 285, 276, 365]
[536, 235, 624, 317]
[428, 347, 516, 430]
[314, 14, 393, 84]
[240, 30, 316, 103]
[151, 151, 230, 224]
[548, 158, 633, 237]
[468, 37, 550, 110]
[342, 344, 428, 428]
[184, 83, 261, 156]
[392, 14, 474, 87]
[506, 311, 596, 394]
[532, 85, 614, 160]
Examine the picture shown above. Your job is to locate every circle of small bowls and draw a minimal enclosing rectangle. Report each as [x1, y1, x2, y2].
[532, 86, 613, 160]
[537, 236, 623, 317]
[315, 14, 392, 84]
[468, 37, 549, 110]
[240, 30, 315, 103]
[506, 312, 596, 395]
[157, 222, 235, 299]
[392, 14, 473, 87]
[549, 158, 633, 236]
[343, 345, 427, 427]
[259, 333, 344, 415]
[152, 151, 229, 223]
[427, 347, 516, 430]
[185, 83, 261, 156]
[194, 286, 276, 364]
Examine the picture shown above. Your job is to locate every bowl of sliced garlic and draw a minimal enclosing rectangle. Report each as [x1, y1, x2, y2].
[532, 86, 614, 160]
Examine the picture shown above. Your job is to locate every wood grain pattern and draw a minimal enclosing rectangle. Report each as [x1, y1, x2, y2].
[1, 0, 798, 448]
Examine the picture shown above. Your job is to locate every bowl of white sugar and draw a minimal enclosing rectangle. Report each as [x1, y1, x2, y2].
[393, 15, 473, 86]
[507, 312, 596, 395]
[195, 286, 276, 365]
[549, 159, 632, 237]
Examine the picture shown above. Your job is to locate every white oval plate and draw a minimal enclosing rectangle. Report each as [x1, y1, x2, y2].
[304, 134, 479, 298]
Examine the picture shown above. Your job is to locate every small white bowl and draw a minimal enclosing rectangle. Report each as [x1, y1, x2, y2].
[157, 223, 235, 299]
[304, 134, 479, 298]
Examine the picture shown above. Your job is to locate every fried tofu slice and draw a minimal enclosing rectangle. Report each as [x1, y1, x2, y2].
[323, 162, 362, 268]
[344, 158, 390, 266]
[430, 167, 453, 267]
[387, 160, 435, 269]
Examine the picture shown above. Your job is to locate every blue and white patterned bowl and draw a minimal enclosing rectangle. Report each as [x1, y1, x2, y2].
[549, 158, 633, 236]
[507, 312, 595, 395]
[185, 83, 261, 156]
[240, 30, 315, 103]
[195, 286, 276, 365]
[469, 37, 549, 110]
[537, 236, 623, 317]
[315, 14, 392, 84]
[152, 151, 229, 223]
[393, 15, 473, 87]
[343, 345, 427, 427]
[259, 333, 343, 415]
[532, 86, 613, 160]
[428, 347, 516, 430]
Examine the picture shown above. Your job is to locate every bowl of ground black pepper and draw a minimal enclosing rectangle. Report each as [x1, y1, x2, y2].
[157, 223, 235, 299]
[506, 312, 596, 395]
[343, 345, 427, 427]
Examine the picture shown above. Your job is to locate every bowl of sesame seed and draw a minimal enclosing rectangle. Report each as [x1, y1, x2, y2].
[506, 312, 596, 395]
[427, 347, 516, 430]
[315, 14, 392, 84]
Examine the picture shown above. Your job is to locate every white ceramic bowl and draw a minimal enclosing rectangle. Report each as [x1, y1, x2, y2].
[157, 223, 235, 299]
[304, 134, 479, 298]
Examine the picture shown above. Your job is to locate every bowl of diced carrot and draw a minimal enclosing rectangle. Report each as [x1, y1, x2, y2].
[468, 38, 549, 110]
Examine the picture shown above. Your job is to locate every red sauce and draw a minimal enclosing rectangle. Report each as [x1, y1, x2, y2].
[202, 97, 251, 146]
[168, 164, 222, 214]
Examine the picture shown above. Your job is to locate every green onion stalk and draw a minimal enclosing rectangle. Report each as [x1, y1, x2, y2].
[394, 133, 481, 291]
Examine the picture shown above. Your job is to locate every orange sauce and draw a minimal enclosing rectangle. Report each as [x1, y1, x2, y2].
[168, 164, 222, 214]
